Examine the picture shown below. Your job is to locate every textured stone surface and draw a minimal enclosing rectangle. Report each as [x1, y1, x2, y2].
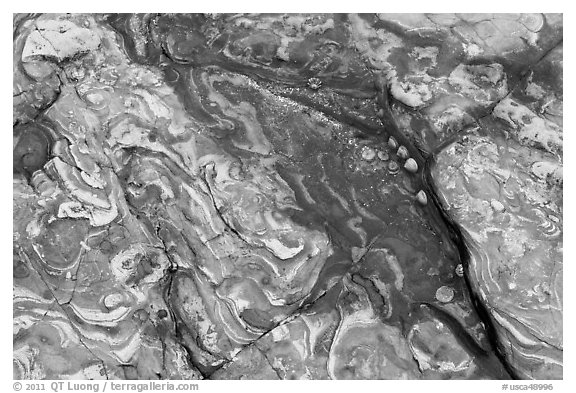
[431, 44, 563, 379]
[432, 133, 563, 379]
[13, 13, 562, 380]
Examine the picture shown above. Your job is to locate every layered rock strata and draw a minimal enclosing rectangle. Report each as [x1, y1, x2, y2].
[13, 13, 562, 380]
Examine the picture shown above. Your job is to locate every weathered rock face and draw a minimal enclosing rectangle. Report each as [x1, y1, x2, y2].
[13, 13, 561, 380]
[432, 133, 562, 379]
[431, 44, 563, 379]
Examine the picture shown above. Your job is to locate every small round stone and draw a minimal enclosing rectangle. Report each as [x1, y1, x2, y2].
[397, 145, 409, 159]
[416, 190, 428, 205]
[103, 293, 123, 309]
[388, 161, 400, 174]
[377, 151, 389, 161]
[404, 158, 418, 173]
[490, 199, 505, 213]
[435, 286, 455, 303]
[361, 147, 376, 161]
[388, 136, 398, 149]
[455, 264, 464, 277]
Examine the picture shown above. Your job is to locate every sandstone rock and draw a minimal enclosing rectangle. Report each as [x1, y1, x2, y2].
[433, 132, 562, 379]
[13, 13, 561, 381]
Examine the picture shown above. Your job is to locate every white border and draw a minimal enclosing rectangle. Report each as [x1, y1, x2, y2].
[3, 3, 572, 391]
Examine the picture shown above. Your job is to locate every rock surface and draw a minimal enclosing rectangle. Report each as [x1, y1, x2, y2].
[13, 13, 562, 380]
[431, 43, 563, 379]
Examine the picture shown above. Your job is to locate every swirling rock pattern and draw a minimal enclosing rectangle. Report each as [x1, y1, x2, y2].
[13, 13, 561, 380]
[431, 44, 563, 379]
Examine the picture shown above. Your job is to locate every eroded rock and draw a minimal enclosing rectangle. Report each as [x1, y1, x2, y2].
[13, 13, 561, 381]
[432, 133, 562, 379]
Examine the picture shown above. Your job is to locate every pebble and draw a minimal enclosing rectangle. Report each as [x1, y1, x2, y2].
[490, 199, 505, 213]
[455, 264, 464, 277]
[416, 190, 428, 205]
[361, 147, 376, 161]
[404, 158, 418, 173]
[377, 151, 389, 161]
[435, 286, 455, 303]
[397, 145, 409, 159]
[388, 136, 398, 149]
[388, 161, 400, 174]
[103, 293, 123, 309]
